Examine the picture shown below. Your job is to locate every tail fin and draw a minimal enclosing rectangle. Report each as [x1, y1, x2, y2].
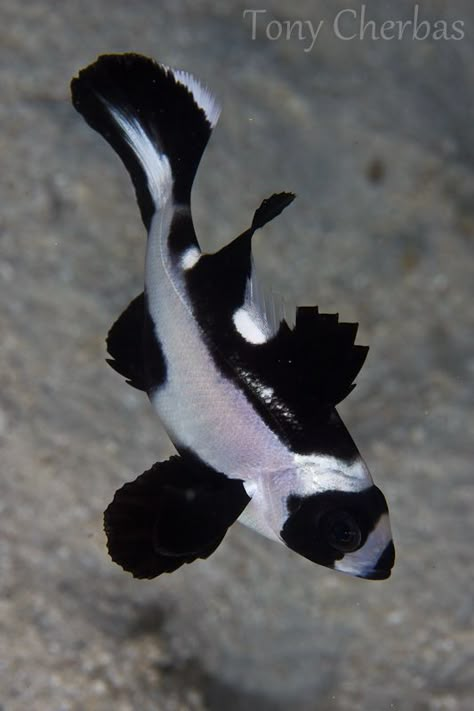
[71, 53, 220, 229]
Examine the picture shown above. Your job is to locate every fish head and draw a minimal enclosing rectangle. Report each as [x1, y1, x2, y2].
[279, 449, 395, 580]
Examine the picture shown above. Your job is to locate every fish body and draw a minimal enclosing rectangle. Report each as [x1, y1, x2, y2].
[71, 54, 395, 580]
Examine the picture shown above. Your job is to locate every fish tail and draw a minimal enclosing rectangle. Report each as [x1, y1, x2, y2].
[71, 53, 220, 230]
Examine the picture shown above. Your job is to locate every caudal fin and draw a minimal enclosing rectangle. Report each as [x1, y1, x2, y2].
[71, 53, 220, 229]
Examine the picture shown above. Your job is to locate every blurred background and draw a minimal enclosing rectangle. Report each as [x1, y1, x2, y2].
[1, 1, 473, 709]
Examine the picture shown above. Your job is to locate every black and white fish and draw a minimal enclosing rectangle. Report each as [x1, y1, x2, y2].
[71, 53, 395, 581]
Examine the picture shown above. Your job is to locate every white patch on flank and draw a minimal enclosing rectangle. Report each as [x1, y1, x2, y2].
[109, 106, 172, 208]
[293, 453, 373, 495]
[233, 306, 268, 344]
[334, 513, 392, 578]
[180, 246, 201, 270]
[173, 69, 221, 128]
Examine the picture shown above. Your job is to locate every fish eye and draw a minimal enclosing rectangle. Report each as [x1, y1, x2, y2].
[320, 510, 362, 553]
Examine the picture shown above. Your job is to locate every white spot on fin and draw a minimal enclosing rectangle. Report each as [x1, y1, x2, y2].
[109, 105, 172, 208]
[233, 307, 268, 344]
[173, 70, 221, 128]
[181, 246, 201, 270]
[232, 266, 290, 345]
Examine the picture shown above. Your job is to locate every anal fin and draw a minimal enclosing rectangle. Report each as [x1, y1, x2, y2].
[106, 292, 146, 390]
[104, 453, 250, 579]
[106, 292, 167, 393]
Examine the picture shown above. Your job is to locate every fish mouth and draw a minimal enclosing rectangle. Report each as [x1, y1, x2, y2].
[360, 567, 392, 581]
[361, 540, 395, 580]
[336, 539, 395, 580]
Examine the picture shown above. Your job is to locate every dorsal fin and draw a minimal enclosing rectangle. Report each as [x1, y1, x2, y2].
[184, 192, 295, 337]
[181, 188, 368, 450]
[186, 266, 368, 453]
[291, 306, 369, 408]
[251, 192, 295, 230]
[220, 307, 369, 453]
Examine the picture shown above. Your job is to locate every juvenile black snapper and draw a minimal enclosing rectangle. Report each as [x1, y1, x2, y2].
[71, 54, 394, 580]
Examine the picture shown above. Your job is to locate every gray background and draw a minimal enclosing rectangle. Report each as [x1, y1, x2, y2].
[1, 1, 473, 709]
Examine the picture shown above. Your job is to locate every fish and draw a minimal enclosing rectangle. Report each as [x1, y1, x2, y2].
[71, 53, 395, 581]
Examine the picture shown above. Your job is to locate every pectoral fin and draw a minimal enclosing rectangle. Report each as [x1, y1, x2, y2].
[104, 454, 250, 578]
